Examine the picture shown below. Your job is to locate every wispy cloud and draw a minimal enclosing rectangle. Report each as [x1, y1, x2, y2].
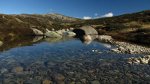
[83, 12, 113, 20]
[101, 12, 113, 18]
[83, 16, 92, 20]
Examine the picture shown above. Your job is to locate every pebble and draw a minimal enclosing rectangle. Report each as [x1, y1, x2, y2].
[12, 66, 24, 73]
[42, 79, 52, 84]
[54, 74, 65, 81]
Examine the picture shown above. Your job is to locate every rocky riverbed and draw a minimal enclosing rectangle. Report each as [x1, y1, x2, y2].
[0, 36, 150, 84]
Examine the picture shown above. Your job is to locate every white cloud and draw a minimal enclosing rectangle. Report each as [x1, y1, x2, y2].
[101, 12, 113, 18]
[83, 16, 92, 20]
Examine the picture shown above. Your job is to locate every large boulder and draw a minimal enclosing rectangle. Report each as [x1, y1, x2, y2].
[31, 28, 43, 36]
[73, 26, 98, 36]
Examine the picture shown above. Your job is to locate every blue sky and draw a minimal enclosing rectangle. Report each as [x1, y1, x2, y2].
[0, 0, 150, 19]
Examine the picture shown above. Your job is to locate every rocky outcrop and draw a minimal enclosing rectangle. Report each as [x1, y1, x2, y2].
[31, 28, 44, 36]
[45, 29, 76, 38]
[127, 55, 150, 64]
[73, 26, 98, 36]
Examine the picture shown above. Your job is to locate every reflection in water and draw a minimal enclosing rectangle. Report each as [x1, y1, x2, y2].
[0, 36, 149, 83]
[79, 35, 98, 45]
[32, 36, 43, 43]
[0, 36, 75, 52]
[101, 43, 112, 48]
[0, 41, 3, 47]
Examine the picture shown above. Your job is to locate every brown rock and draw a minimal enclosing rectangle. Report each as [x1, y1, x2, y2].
[42, 79, 52, 84]
[54, 74, 65, 81]
[12, 66, 23, 73]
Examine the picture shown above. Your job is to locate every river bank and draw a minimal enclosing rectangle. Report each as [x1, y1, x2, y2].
[97, 35, 150, 54]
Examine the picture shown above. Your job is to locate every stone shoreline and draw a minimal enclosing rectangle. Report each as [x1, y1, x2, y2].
[97, 35, 150, 54]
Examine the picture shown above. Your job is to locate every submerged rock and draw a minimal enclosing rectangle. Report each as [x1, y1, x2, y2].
[12, 66, 24, 73]
[42, 79, 52, 84]
[31, 28, 44, 36]
[53, 74, 65, 81]
[0, 68, 8, 74]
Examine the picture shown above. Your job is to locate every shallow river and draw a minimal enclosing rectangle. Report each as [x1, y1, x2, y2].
[0, 37, 149, 84]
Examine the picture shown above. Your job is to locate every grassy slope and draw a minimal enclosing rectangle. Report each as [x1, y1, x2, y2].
[80, 10, 150, 45]
[0, 14, 81, 41]
[0, 10, 150, 45]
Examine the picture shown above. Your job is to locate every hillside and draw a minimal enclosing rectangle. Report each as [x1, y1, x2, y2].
[79, 10, 150, 45]
[0, 13, 81, 41]
[0, 10, 150, 45]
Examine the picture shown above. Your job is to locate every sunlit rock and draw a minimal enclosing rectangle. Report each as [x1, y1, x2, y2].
[42, 79, 52, 84]
[31, 28, 44, 36]
[111, 41, 150, 54]
[12, 66, 24, 73]
[73, 26, 98, 37]
[127, 55, 150, 64]
[53, 73, 65, 84]
[98, 35, 113, 43]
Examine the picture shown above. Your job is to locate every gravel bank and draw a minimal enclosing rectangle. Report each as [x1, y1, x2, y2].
[98, 35, 150, 54]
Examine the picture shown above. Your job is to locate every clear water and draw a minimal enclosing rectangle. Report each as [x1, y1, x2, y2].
[0, 37, 149, 84]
